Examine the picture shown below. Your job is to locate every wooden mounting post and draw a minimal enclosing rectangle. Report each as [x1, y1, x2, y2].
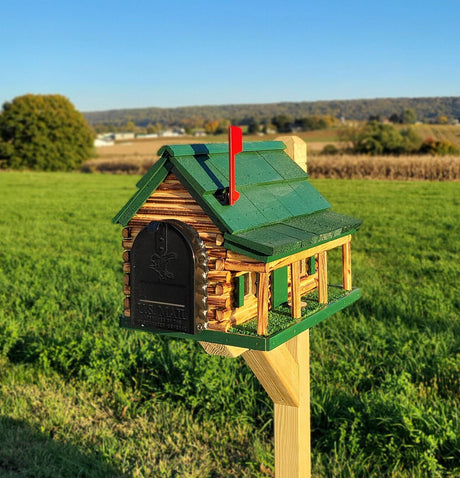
[276, 135, 307, 173]
[243, 331, 311, 477]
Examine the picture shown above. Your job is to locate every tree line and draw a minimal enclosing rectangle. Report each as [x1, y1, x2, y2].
[337, 120, 459, 156]
[84, 96, 460, 131]
[1, 94, 458, 173]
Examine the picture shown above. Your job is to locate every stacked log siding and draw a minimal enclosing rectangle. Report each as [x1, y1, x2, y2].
[121, 173, 256, 331]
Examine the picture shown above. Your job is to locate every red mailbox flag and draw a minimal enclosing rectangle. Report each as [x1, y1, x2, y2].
[228, 125, 242, 205]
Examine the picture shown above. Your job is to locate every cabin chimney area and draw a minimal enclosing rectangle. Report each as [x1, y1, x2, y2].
[276, 135, 307, 172]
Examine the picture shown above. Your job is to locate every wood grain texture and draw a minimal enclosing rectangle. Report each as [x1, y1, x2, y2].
[290, 261, 302, 319]
[257, 272, 270, 336]
[242, 345, 299, 407]
[199, 342, 247, 358]
[318, 251, 328, 304]
[342, 240, 352, 291]
[275, 331, 310, 478]
[266, 235, 351, 272]
[287, 274, 318, 301]
[224, 260, 266, 273]
[276, 135, 307, 173]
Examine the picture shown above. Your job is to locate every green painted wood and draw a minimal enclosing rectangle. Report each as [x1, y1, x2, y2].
[157, 141, 286, 158]
[120, 288, 362, 351]
[288, 180, 331, 214]
[223, 210, 361, 259]
[235, 274, 245, 308]
[243, 185, 293, 224]
[272, 266, 288, 307]
[170, 155, 223, 195]
[267, 288, 361, 349]
[203, 151, 285, 187]
[112, 159, 170, 226]
[135, 156, 168, 190]
[260, 150, 308, 179]
[169, 167, 229, 233]
[205, 190, 267, 234]
[224, 229, 358, 263]
[274, 182, 320, 217]
[235, 152, 285, 185]
[226, 225, 303, 256]
[286, 210, 362, 248]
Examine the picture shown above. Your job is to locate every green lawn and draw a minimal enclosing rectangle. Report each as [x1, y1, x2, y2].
[0, 172, 459, 477]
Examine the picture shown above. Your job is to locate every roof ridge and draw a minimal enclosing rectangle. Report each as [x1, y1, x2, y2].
[157, 141, 285, 158]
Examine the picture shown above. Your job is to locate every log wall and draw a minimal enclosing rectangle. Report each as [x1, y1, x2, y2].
[121, 173, 257, 332]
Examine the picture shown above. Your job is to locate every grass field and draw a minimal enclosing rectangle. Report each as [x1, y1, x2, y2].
[0, 172, 459, 477]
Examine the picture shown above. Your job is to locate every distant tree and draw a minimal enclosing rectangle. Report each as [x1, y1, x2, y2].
[263, 123, 277, 134]
[272, 114, 293, 133]
[337, 123, 367, 151]
[181, 116, 205, 134]
[125, 120, 137, 132]
[146, 122, 162, 134]
[321, 144, 339, 155]
[389, 113, 401, 124]
[0, 94, 94, 171]
[215, 118, 231, 134]
[296, 115, 328, 131]
[437, 115, 449, 125]
[401, 108, 417, 124]
[400, 127, 423, 153]
[339, 121, 423, 155]
[204, 120, 220, 135]
[419, 138, 459, 155]
[247, 117, 260, 134]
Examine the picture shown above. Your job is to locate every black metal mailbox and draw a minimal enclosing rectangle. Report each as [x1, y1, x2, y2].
[129, 220, 208, 334]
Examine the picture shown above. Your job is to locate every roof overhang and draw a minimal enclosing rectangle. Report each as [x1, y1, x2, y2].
[224, 210, 362, 262]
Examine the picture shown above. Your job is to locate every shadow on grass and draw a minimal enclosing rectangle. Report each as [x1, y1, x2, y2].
[0, 416, 125, 478]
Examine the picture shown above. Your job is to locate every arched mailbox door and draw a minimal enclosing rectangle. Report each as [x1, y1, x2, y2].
[130, 220, 208, 334]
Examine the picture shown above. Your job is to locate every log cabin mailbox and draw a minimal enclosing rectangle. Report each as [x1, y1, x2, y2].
[113, 131, 362, 477]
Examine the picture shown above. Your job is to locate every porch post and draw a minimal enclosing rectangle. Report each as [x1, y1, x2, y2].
[318, 251, 328, 304]
[342, 240, 352, 291]
[257, 272, 270, 335]
[290, 261, 302, 319]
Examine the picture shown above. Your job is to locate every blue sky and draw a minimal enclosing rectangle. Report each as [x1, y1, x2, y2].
[1, 0, 459, 112]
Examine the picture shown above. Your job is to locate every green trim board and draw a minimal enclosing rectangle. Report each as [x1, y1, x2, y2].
[112, 157, 171, 226]
[223, 229, 357, 263]
[157, 141, 286, 158]
[271, 267, 288, 307]
[235, 274, 245, 308]
[119, 288, 361, 351]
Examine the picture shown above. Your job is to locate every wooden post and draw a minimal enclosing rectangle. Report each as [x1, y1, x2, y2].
[276, 135, 308, 173]
[243, 331, 311, 478]
[342, 240, 352, 291]
[290, 261, 302, 319]
[318, 251, 328, 304]
[257, 272, 270, 335]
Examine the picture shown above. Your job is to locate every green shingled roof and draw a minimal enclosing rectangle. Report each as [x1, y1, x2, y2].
[113, 141, 362, 261]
